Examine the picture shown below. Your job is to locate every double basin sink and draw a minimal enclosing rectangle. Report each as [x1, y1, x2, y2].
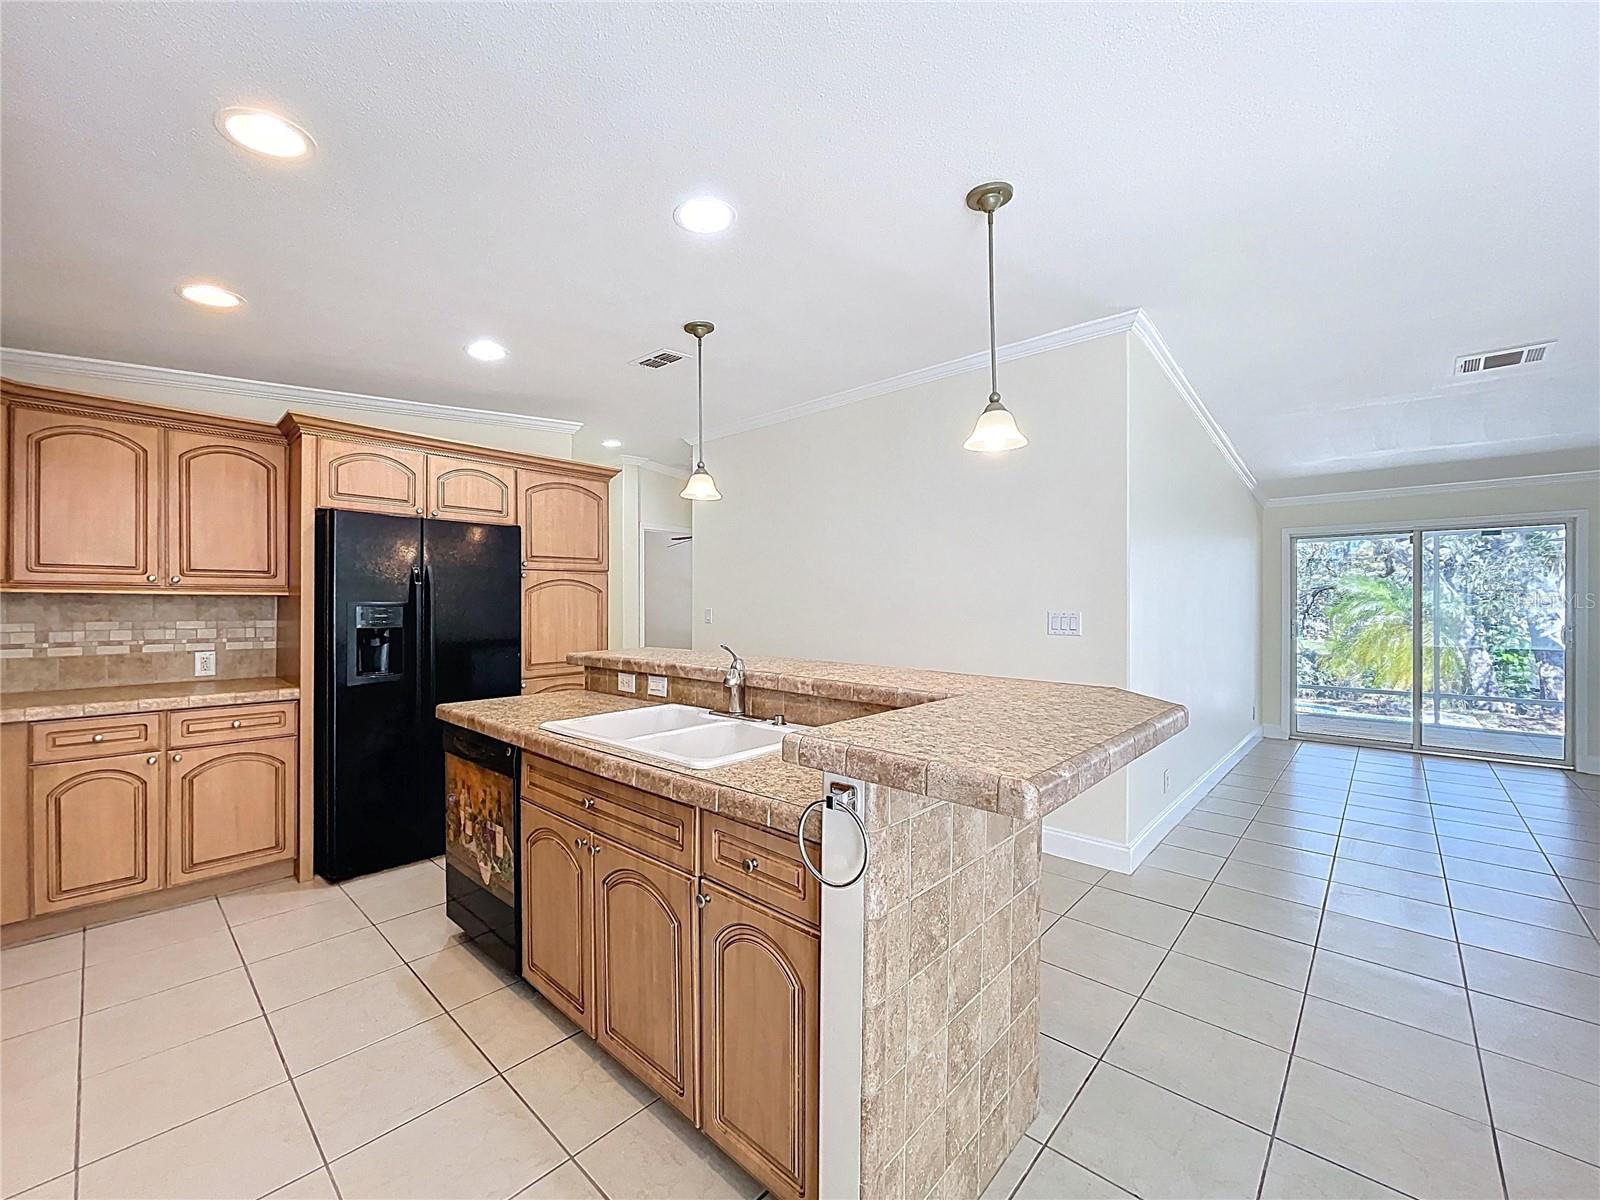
[540, 704, 804, 770]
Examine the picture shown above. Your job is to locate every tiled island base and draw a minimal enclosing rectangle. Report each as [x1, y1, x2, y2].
[860, 785, 1043, 1199]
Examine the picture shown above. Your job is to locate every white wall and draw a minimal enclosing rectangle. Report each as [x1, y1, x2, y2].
[609, 463, 692, 649]
[1124, 337, 1262, 844]
[643, 531, 693, 647]
[1261, 475, 1600, 772]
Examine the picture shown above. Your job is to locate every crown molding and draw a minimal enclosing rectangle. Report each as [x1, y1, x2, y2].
[619, 454, 689, 480]
[1262, 469, 1600, 508]
[1129, 312, 1259, 495]
[697, 309, 1144, 444]
[0, 347, 583, 436]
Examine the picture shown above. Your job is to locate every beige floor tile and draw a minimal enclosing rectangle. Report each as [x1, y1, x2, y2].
[268, 964, 442, 1076]
[1, 932, 82, 989]
[82, 929, 241, 1013]
[0, 1021, 79, 1196]
[294, 1013, 492, 1160]
[1462, 945, 1600, 1023]
[1335, 838, 1443, 877]
[1067, 887, 1190, 948]
[247, 926, 403, 1012]
[1438, 837, 1551, 874]
[575, 1102, 760, 1200]
[10, 1171, 77, 1198]
[341, 861, 446, 925]
[1259, 1142, 1404, 1198]
[1180, 810, 1251, 838]
[1143, 953, 1302, 1049]
[1041, 855, 1107, 886]
[1325, 882, 1455, 939]
[514, 1161, 604, 1200]
[1014, 1146, 1132, 1199]
[1038, 962, 1137, 1057]
[1316, 912, 1462, 985]
[1251, 812, 1342, 843]
[1157, 827, 1237, 862]
[1196, 883, 1321, 944]
[1199, 795, 1264, 820]
[1228, 839, 1333, 881]
[451, 981, 578, 1071]
[409, 941, 516, 1010]
[81, 967, 260, 1076]
[1277, 1058, 1501, 1199]
[1040, 916, 1166, 995]
[1172, 913, 1312, 990]
[330, 1077, 565, 1200]
[1307, 950, 1474, 1043]
[1294, 997, 1488, 1122]
[1481, 1051, 1600, 1166]
[1447, 880, 1592, 936]
[506, 1035, 657, 1153]
[1498, 1132, 1600, 1200]
[264, 1168, 339, 1199]
[1217, 859, 1330, 907]
[78, 1017, 286, 1163]
[1470, 992, 1600, 1084]
[1100, 862, 1211, 909]
[83, 900, 227, 966]
[1, 970, 81, 1040]
[1039, 872, 1092, 915]
[1454, 910, 1600, 976]
[78, 1082, 320, 1200]
[1331, 858, 1449, 905]
[1105, 1000, 1289, 1131]
[1436, 819, 1538, 850]
[1048, 1063, 1268, 1199]
[1343, 803, 1433, 833]
[1026, 1034, 1095, 1142]
[376, 904, 469, 961]
[979, 1135, 1042, 1200]
[218, 875, 341, 928]
[231, 893, 370, 964]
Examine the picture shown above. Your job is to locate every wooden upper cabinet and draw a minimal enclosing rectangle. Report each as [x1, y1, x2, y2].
[31, 750, 164, 913]
[167, 737, 295, 885]
[8, 407, 162, 586]
[521, 571, 608, 679]
[521, 800, 595, 1034]
[165, 430, 288, 590]
[427, 454, 516, 525]
[316, 436, 427, 516]
[593, 839, 697, 1120]
[699, 883, 820, 1200]
[518, 468, 608, 570]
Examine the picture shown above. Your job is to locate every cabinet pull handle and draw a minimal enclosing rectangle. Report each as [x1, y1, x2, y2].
[91, 733, 105, 743]
[742, 857, 760, 873]
[146, 574, 158, 583]
[695, 893, 711, 909]
[146, 755, 159, 765]
[231, 720, 243, 728]
[171, 753, 183, 762]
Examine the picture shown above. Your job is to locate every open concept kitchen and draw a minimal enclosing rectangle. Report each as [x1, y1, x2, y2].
[4, 6, 1599, 1200]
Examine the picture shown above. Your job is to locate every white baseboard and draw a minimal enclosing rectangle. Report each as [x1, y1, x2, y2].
[1262, 724, 1289, 740]
[1042, 727, 1264, 875]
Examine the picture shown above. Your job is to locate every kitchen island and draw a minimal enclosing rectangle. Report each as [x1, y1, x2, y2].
[437, 650, 1185, 1200]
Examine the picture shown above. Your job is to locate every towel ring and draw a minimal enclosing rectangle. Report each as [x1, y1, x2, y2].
[795, 785, 871, 889]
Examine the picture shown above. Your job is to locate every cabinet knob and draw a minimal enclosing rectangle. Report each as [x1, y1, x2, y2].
[170, 575, 182, 584]
[91, 733, 105, 743]
[695, 893, 712, 909]
[590, 842, 602, 856]
[575, 836, 588, 850]
[742, 857, 760, 873]
[415, 507, 424, 514]
[146, 575, 158, 583]
[146, 755, 158, 765]
[582, 796, 596, 810]
[432, 510, 439, 517]
[171, 753, 183, 762]
[231, 720, 243, 728]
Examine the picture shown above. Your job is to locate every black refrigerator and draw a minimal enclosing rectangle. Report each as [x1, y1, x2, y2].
[314, 509, 520, 882]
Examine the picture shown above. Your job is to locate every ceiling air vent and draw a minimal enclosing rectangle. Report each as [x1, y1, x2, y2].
[632, 348, 687, 369]
[1454, 341, 1554, 378]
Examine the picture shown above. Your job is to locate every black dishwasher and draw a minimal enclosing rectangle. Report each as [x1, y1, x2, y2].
[442, 724, 520, 973]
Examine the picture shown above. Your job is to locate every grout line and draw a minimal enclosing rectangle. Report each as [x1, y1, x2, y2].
[73, 926, 85, 1200]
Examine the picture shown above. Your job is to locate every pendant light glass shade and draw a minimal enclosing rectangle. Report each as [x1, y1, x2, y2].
[964, 182, 1027, 454]
[681, 320, 722, 501]
[680, 464, 722, 501]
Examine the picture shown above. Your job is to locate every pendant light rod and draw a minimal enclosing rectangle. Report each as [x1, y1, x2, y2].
[684, 320, 714, 466]
[986, 207, 998, 399]
[962, 182, 1027, 454]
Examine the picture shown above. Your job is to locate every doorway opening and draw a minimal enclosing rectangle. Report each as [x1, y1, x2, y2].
[641, 527, 692, 648]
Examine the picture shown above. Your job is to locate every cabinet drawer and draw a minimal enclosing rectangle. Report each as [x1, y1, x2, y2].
[523, 755, 696, 873]
[30, 713, 161, 764]
[700, 813, 820, 928]
[167, 702, 298, 748]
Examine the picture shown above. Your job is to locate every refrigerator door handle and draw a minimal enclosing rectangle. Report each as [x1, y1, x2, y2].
[421, 562, 437, 717]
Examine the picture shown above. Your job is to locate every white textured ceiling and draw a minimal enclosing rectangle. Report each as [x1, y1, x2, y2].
[3, 2, 1596, 494]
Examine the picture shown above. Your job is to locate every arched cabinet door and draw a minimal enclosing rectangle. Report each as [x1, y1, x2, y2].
[165, 430, 288, 590]
[517, 469, 608, 570]
[427, 454, 516, 524]
[521, 572, 608, 679]
[167, 737, 296, 884]
[699, 883, 820, 1200]
[593, 839, 697, 1120]
[8, 408, 162, 586]
[520, 801, 595, 1035]
[31, 751, 163, 912]
[316, 436, 427, 515]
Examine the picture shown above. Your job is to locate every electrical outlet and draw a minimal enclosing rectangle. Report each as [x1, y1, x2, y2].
[193, 650, 216, 678]
[647, 675, 669, 698]
[703, 607, 714, 625]
[1162, 769, 1170, 794]
[617, 672, 636, 694]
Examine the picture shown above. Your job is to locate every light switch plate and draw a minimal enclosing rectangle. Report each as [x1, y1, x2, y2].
[1047, 611, 1082, 637]
[193, 650, 216, 677]
[703, 607, 714, 625]
[617, 672, 636, 694]
[647, 675, 669, 697]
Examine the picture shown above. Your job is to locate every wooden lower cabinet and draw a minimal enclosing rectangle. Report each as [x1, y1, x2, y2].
[593, 838, 697, 1120]
[521, 801, 595, 1034]
[167, 737, 296, 884]
[30, 750, 164, 913]
[699, 882, 820, 1200]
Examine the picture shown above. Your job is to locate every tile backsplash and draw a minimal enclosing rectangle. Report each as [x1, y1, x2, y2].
[0, 594, 279, 692]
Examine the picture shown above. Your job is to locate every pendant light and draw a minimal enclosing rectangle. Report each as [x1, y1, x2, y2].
[680, 321, 722, 501]
[962, 181, 1028, 453]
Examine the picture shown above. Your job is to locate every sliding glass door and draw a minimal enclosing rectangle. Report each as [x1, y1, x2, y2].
[1291, 520, 1574, 765]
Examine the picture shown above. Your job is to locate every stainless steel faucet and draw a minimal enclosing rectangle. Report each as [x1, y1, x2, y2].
[720, 644, 746, 716]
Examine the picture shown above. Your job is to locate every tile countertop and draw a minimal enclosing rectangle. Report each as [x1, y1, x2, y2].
[496, 649, 1187, 822]
[0, 677, 301, 724]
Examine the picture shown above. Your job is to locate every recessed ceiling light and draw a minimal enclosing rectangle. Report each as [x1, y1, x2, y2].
[673, 196, 736, 234]
[466, 338, 508, 363]
[215, 107, 314, 160]
[177, 282, 245, 309]
[601, 439, 623, 449]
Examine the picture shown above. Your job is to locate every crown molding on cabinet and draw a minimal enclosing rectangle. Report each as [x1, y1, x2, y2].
[0, 347, 583, 437]
[1261, 470, 1600, 508]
